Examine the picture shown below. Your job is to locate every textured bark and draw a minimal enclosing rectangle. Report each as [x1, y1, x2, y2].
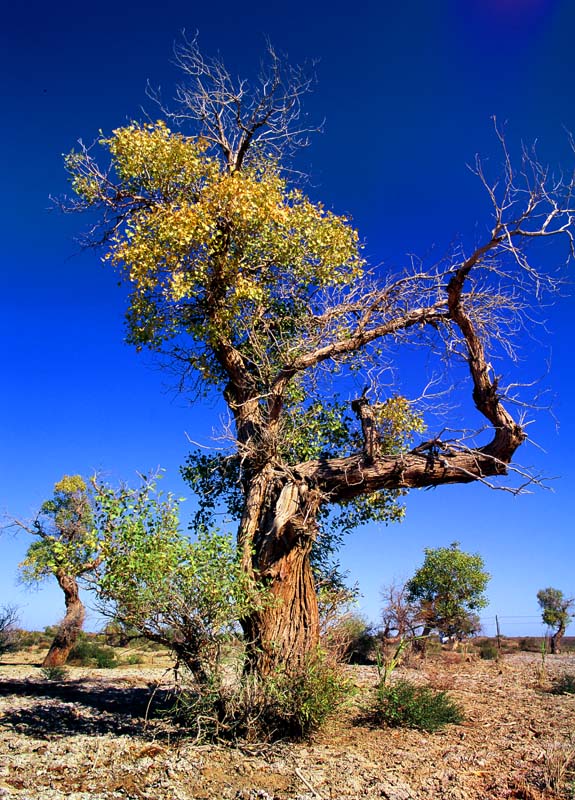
[550, 625, 565, 655]
[240, 478, 321, 675]
[42, 572, 85, 667]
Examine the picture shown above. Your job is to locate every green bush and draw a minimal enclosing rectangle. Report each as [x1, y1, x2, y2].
[68, 640, 118, 668]
[124, 653, 144, 665]
[375, 679, 464, 732]
[479, 641, 498, 660]
[265, 652, 353, 737]
[41, 665, 68, 681]
[173, 650, 353, 742]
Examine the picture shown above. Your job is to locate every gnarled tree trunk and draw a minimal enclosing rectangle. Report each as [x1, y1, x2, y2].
[240, 476, 321, 676]
[550, 624, 565, 655]
[42, 571, 85, 667]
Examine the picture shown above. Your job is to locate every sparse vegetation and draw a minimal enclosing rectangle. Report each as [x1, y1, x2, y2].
[479, 641, 499, 660]
[68, 639, 118, 668]
[173, 648, 352, 742]
[40, 665, 69, 681]
[374, 678, 464, 732]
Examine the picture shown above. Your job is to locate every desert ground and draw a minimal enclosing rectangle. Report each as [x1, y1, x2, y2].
[1, 644, 575, 800]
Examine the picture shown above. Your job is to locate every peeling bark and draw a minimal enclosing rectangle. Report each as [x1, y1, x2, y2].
[240, 478, 321, 675]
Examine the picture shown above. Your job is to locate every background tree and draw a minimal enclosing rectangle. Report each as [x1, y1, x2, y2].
[537, 587, 574, 654]
[61, 40, 575, 676]
[405, 543, 489, 643]
[16, 476, 98, 666]
[0, 605, 19, 657]
[380, 581, 422, 641]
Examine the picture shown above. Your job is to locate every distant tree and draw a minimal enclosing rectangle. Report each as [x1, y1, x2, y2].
[61, 39, 575, 677]
[537, 587, 574, 654]
[0, 605, 19, 657]
[16, 476, 99, 666]
[406, 543, 489, 644]
[380, 581, 422, 640]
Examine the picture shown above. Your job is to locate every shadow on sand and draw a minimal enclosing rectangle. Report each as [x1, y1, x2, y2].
[0, 676, 177, 739]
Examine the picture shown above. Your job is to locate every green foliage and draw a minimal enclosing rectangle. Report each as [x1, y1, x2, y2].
[375, 679, 464, 732]
[123, 653, 144, 665]
[264, 650, 353, 738]
[537, 587, 573, 633]
[406, 542, 490, 640]
[19, 475, 97, 585]
[41, 665, 69, 681]
[68, 639, 118, 668]
[478, 641, 498, 660]
[66, 121, 364, 385]
[93, 476, 262, 682]
[174, 649, 352, 742]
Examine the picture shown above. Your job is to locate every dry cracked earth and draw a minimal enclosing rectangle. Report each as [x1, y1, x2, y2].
[1, 647, 575, 799]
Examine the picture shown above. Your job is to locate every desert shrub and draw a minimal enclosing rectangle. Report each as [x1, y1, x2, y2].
[173, 650, 352, 742]
[518, 637, 537, 652]
[479, 641, 498, 660]
[324, 612, 375, 664]
[124, 653, 144, 665]
[11, 629, 48, 649]
[68, 640, 118, 668]
[552, 674, 575, 695]
[375, 679, 464, 732]
[41, 665, 68, 681]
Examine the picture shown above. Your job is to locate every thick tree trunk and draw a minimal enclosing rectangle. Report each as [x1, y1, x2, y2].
[42, 572, 85, 667]
[550, 625, 565, 655]
[243, 538, 319, 676]
[240, 478, 321, 676]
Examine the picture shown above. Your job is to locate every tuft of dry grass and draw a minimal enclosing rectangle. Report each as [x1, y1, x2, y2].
[541, 735, 575, 795]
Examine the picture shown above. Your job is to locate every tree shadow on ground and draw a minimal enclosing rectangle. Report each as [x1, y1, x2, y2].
[0, 677, 178, 739]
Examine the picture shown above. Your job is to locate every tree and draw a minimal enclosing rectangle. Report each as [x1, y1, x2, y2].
[0, 605, 19, 657]
[92, 476, 256, 684]
[380, 581, 422, 641]
[405, 543, 489, 642]
[16, 476, 98, 666]
[61, 40, 575, 676]
[537, 587, 574, 654]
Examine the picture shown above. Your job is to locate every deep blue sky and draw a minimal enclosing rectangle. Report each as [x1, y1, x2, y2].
[1, 0, 574, 636]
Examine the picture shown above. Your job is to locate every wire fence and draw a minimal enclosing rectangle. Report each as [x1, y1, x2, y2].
[478, 615, 554, 637]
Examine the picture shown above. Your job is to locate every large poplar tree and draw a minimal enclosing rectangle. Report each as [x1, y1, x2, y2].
[62, 41, 575, 675]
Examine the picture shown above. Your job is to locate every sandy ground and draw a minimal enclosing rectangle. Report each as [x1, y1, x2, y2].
[1, 647, 575, 799]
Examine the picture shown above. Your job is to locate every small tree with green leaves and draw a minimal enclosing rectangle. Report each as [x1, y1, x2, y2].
[16, 476, 99, 667]
[406, 542, 489, 645]
[92, 476, 258, 685]
[537, 588, 574, 655]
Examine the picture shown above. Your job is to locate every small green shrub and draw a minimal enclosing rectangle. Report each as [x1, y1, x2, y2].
[124, 653, 144, 665]
[479, 642, 498, 660]
[552, 674, 575, 695]
[173, 650, 352, 742]
[265, 652, 353, 737]
[375, 679, 464, 732]
[68, 641, 118, 668]
[41, 665, 68, 681]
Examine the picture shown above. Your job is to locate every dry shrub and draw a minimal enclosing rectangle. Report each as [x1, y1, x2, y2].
[541, 735, 575, 795]
[425, 670, 456, 692]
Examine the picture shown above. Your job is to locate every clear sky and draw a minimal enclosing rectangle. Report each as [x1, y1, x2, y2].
[1, 0, 574, 636]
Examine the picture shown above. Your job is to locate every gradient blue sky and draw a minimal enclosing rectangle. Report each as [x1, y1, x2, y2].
[1, 0, 574, 636]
